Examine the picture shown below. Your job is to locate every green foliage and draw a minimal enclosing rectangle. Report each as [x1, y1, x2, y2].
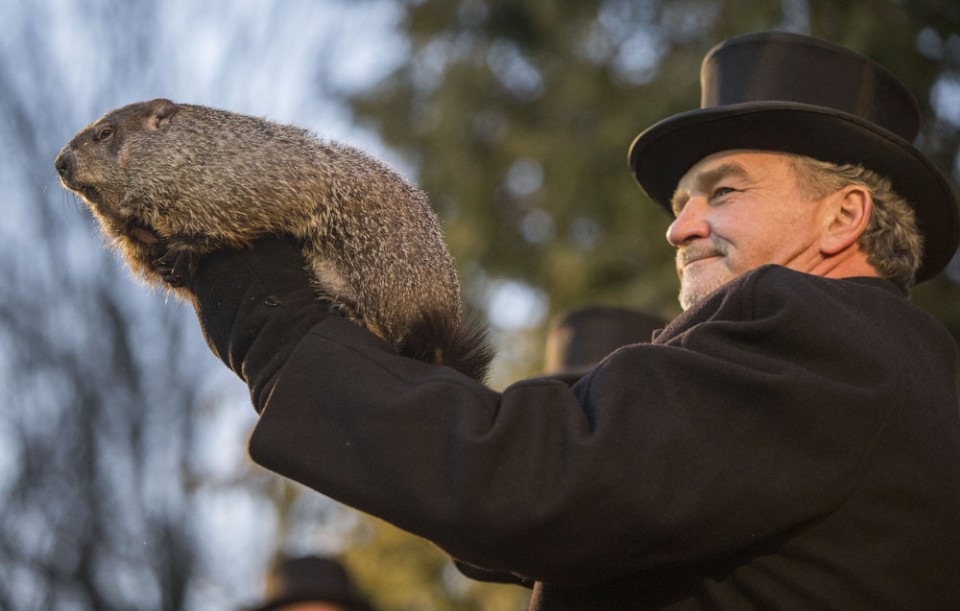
[347, 0, 960, 345]
[334, 0, 960, 605]
[342, 517, 530, 610]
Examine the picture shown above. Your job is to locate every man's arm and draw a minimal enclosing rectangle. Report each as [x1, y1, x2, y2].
[179, 244, 895, 586]
[241, 266, 894, 586]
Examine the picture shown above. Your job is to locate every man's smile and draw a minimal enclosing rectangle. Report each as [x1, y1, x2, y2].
[677, 245, 726, 271]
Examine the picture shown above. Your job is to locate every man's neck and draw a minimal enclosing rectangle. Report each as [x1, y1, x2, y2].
[804, 248, 881, 281]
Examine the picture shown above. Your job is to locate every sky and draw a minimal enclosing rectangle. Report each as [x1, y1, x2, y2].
[1, 1, 417, 607]
[0, 1, 551, 607]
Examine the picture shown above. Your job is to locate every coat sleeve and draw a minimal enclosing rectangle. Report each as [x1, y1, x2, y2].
[248, 269, 899, 586]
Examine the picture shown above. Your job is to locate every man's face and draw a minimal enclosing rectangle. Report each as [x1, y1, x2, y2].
[668, 150, 830, 310]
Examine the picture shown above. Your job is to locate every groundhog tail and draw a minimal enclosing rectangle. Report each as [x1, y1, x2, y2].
[400, 312, 494, 383]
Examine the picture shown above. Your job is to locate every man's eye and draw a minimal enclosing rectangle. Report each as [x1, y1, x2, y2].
[712, 186, 736, 198]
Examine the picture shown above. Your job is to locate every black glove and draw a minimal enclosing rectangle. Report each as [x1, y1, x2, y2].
[156, 237, 331, 413]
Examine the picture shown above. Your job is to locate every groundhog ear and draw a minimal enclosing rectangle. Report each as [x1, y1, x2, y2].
[145, 98, 179, 131]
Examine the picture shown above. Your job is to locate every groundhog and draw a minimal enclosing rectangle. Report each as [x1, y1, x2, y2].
[55, 98, 491, 381]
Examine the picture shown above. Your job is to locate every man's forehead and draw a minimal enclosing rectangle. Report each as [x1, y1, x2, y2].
[685, 150, 771, 177]
[671, 150, 796, 213]
[682, 160, 751, 187]
[678, 150, 798, 187]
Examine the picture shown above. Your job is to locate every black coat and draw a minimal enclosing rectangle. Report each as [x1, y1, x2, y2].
[244, 265, 960, 609]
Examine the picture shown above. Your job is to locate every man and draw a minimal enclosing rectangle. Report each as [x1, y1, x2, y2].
[171, 32, 960, 609]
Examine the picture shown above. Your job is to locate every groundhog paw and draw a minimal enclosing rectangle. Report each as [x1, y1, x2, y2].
[153, 251, 196, 290]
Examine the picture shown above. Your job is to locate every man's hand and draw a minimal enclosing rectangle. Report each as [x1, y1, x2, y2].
[155, 237, 331, 412]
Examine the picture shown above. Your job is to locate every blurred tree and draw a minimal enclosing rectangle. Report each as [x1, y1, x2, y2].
[0, 2, 271, 608]
[343, 0, 960, 365]
[342, 517, 529, 610]
[334, 0, 960, 604]
[0, 1, 369, 609]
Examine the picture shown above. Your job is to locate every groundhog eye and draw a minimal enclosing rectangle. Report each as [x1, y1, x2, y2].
[95, 127, 114, 142]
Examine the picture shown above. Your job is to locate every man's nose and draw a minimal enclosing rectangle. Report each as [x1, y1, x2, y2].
[666, 198, 710, 246]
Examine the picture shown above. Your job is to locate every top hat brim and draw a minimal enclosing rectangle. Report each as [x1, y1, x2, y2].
[628, 101, 959, 282]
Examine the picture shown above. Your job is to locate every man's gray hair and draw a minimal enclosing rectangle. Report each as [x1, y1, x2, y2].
[789, 155, 924, 289]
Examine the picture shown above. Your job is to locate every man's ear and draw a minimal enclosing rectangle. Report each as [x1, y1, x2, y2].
[820, 185, 872, 256]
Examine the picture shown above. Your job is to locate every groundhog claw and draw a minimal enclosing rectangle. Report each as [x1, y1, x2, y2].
[153, 252, 193, 289]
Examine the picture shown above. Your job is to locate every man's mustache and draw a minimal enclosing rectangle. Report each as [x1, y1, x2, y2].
[676, 243, 727, 267]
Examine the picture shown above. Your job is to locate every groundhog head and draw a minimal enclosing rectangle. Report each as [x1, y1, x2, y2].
[55, 99, 180, 282]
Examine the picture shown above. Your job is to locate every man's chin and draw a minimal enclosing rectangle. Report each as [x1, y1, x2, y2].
[678, 269, 735, 311]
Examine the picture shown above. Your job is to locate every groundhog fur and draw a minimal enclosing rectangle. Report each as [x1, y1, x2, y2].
[55, 98, 491, 381]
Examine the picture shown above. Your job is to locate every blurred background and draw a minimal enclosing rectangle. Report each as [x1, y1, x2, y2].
[1, 0, 958, 609]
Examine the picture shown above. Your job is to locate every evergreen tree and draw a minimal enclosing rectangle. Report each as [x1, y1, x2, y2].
[334, 2, 960, 606]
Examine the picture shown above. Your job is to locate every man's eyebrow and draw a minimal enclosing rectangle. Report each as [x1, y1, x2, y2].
[671, 162, 752, 214]
[697, 162, 751, 189]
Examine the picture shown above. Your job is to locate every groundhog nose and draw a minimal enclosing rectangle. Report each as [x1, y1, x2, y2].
[55, 151, 72, 178]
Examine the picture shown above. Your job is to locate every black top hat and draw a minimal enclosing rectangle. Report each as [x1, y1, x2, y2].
[628, 31, 959, 283]
[249, 555, 374, 611]
[544, 305, 666, 384]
